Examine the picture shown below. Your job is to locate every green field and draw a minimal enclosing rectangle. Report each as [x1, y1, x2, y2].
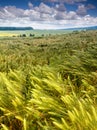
[0, 29, 73, 37]
[0, 30, 97, 130]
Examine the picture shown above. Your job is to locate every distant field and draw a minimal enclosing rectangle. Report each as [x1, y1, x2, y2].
[0, 32, 19, 37]
[0, 30, 25, 37]
[0, 29, 73, 37]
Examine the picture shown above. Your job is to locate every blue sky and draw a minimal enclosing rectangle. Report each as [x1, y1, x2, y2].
[0, 0, 97, 29]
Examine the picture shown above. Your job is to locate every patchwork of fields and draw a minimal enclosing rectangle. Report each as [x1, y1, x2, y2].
[0, 29, 72, 37]
[0, 30, 97, 130]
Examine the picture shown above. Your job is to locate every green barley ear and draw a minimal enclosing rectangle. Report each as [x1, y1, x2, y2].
[53, 118, 70, 130]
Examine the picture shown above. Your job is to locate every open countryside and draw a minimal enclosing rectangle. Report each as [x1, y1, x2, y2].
[0, 0, 97, 129]
[0, 29, 73, 37]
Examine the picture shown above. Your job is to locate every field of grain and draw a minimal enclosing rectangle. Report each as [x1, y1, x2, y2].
[0, 30, 97, 130]
[0, 32, 18, 37]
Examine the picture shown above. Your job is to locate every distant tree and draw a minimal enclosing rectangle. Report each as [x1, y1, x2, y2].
[29, 34, 35, 37]
[22, 34, 26, 37]
[12, 35, 16, 37]
[73, 31, 79, 34]
[41, 34, 44, 37]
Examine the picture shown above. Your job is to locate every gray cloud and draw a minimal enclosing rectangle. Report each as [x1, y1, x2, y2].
[76, 4, 87, 16]
[67, 11, 78, 20]
[55, 3, 66, 11]
[76, 4, 96, 16]
[54, 11, 78, 20]
[38, 2, 53, 14]
[0, 6, 27, 19]
[54, 12, 66, 20]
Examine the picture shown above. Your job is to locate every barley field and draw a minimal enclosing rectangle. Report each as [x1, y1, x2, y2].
[0, 30, 97, 130]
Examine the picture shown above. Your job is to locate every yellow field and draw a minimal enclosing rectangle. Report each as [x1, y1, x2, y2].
[0, 32, 18, 37]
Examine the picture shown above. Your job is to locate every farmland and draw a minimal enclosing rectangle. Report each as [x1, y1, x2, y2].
[0, 30, 97, 130]
[0, 29, 72, 37]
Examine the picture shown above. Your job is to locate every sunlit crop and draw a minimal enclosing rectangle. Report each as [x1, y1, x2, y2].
[0, 30, 97, 130]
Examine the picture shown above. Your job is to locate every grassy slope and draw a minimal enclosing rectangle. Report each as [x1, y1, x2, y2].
[0, 30, 97, 130]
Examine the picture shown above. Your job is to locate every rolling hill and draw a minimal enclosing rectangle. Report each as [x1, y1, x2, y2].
[0, 27, 33, 31]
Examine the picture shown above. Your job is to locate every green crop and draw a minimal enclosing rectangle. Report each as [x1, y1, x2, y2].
[0, 30, 97, 130]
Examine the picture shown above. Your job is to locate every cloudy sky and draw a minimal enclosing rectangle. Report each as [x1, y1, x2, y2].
[0, 0, 97, 29]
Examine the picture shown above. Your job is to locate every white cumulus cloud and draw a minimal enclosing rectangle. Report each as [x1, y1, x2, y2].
[0, 2, 97, 29]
